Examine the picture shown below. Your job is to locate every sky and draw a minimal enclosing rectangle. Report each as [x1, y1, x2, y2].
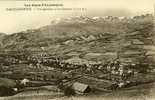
[0, 0, 154, 34]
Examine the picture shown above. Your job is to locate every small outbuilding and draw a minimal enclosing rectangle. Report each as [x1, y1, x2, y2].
[71, 82, 91, 94]
[21, 78, 30, 86]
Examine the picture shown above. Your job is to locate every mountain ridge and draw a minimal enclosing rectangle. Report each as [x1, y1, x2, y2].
[0, 14, 154, 63]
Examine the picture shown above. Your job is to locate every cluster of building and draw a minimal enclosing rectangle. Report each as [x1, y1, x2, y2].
[0, 38, 153, 92]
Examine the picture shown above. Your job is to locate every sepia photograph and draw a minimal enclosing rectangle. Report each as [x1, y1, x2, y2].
[0, 0, 155, 100]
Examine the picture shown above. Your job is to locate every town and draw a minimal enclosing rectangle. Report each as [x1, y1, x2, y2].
[0, 49, 154, 97]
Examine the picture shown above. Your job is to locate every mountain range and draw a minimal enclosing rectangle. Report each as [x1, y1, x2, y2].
[0, 14, 154, 63]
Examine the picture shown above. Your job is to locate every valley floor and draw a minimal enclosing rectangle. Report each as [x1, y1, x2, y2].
[0, 81, 155, 100]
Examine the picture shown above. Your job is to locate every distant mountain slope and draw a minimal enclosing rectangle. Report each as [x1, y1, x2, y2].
[0, 33, 6, 47]
[1, 14, 154, 63]
[0, 33, 6, 39]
